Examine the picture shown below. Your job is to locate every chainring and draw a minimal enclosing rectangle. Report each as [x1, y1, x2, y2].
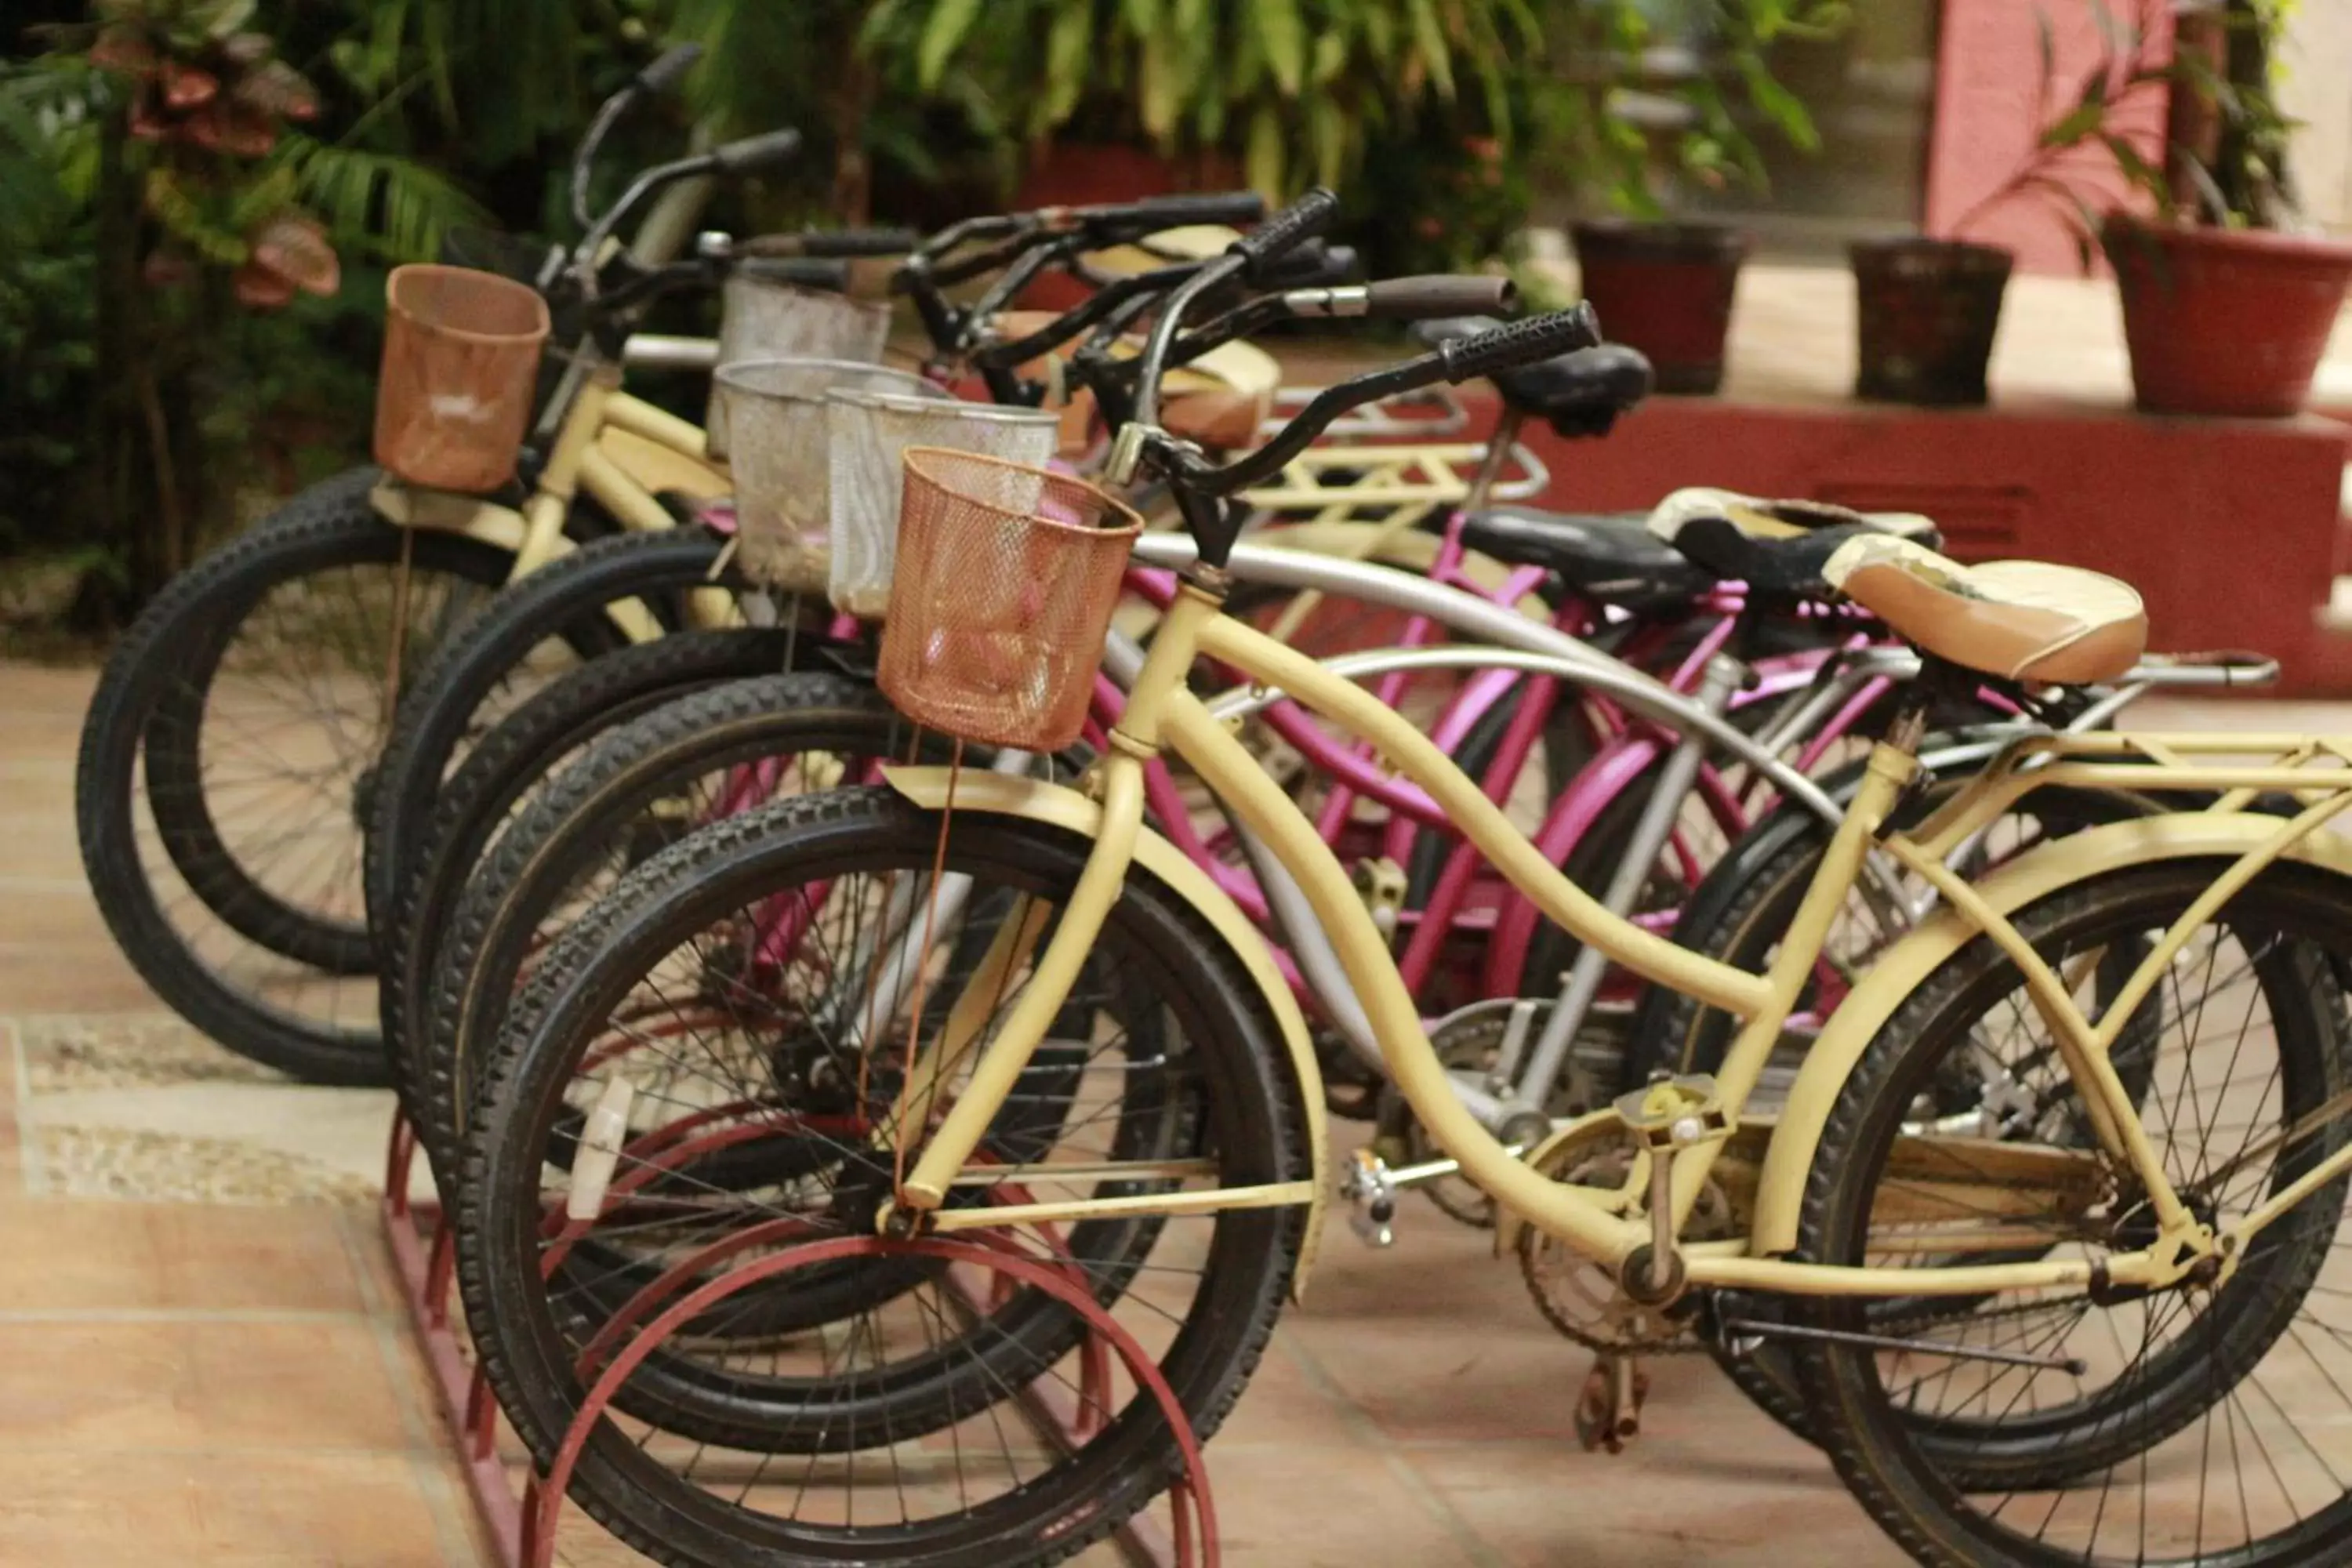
[1515, 1123, 1738, 1356]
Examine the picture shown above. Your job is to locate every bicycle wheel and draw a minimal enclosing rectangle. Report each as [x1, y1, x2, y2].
[1619, 764, 2162, 1445]
[77, 473, 517, 1081]
[408, 671, 926, 1171]
[455, 787, 1306, 1566]
[1797, 858, 2352, 1566]
[361, 525, 789, 946]
[379, 628, 802, 1124]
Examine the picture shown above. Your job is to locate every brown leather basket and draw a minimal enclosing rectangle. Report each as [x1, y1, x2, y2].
[877, 448, 1142, 752]
[373, 264, 551, 492]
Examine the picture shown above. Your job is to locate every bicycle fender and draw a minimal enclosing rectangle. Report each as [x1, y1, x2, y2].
[1754, 810, 2352, 1254]
[368, 479, 541, 554]
[881, 765, 1332, 1301]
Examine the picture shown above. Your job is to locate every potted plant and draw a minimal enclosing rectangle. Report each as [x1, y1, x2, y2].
[1847, 233, 2016, 405]
[1547, 2, 1844, 395]
[1993, 0, 2352, 418]
[2104, 0, 2352, 417]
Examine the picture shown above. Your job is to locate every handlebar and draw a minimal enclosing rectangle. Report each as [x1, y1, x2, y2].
[570, 43, 705, 231]
[710, 128, 804, 176]
[636, 42, 704, 95]
[1365, 274, 1517, 319]
[1229, 187, 1339, 282]
[1437, 303, 1602, 381]
[1119, 291, 1609, 567]
[1097, 191, 1269, 228]
[1261, 241, 1360, 289]
[732, 227, 920, 260]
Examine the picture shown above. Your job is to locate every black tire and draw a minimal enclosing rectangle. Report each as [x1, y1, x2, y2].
[77, 475, 517, 1082]
[361, 526, 811, 942]
[456, 787, 1307, 1567]
[407, 670, 915, 1167]
[1631, 762, 2161, 1446]
[1795, 860, 2352, 1566]
[380, 628, 802, 1127]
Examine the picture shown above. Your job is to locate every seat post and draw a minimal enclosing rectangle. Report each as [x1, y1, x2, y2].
[1882, 655, 1977, 760]
[1462, 406, 1526, 514]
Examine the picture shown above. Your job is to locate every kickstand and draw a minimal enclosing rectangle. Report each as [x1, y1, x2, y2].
[1576, 1354, 1650, 1454]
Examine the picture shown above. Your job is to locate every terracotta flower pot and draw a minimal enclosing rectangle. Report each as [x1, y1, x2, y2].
[1850, 238, 2015, 407]
[2105, 218, 2352, 419]
[1570, 220, 1750, 396]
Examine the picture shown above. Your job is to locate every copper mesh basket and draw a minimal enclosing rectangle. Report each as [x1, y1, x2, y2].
[878, 448, 1142, 752]
[704, 277, 891, 459]
[373, 264, 551, 492]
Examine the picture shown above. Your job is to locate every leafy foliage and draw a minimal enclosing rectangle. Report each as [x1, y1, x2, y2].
[1953, 0, 2307, 269]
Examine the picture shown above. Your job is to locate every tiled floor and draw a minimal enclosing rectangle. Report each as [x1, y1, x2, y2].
[17, 641, 2352, 1567]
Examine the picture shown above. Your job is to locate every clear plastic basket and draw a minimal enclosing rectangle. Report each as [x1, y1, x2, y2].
[712, 359, 945, 589]
[704, 276, 891, 459]
[826, 393, 1061, 618]
[877, 448, 1143, 752]
[373, 264, 551, 492]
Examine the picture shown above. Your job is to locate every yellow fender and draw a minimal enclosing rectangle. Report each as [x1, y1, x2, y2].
[368, 478, 541, 554]
[882, 765, 1331, 1300]
[1754, 810, 2352, 1253]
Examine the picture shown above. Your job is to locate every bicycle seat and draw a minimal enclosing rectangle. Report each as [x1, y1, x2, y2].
[1824, 535, 2147, 684]
[1410, 318, 1653, 436]
[1646, 488, 1942, 597]
[1458, 507, 1711, 611]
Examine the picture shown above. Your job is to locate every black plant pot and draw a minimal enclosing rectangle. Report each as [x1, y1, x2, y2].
[1850, 238, 2015, 406]
[1571, 220, 1751, 396]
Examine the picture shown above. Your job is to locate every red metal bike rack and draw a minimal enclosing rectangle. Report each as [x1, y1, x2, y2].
[380, 1109, 1208, 1567]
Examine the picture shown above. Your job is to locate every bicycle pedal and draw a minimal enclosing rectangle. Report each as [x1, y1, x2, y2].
[1340, 1148, 1399, 1249]
[1574, 1356, 1650, 1455]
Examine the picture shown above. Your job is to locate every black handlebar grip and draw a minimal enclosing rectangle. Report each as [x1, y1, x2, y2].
[1123, 190, 1269, 228]
[736, 256, 853, 292]
[636, 42, 704, 95]
[1437, 303, 1603, 383]
[1260, 241, 1360, 289]
[796, 227, 920, 258]
[1229, 187, 1340, 281]
[710, 128, 804, 176]
[1363, 274, 1519, 321]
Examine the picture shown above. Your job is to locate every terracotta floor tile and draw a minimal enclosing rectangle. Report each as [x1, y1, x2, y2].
[1198, 1441, 1486, 1566]
[0, 881, 122, 946]
[1210, 1327, 1382, 1452]
[0, 1448, 456, 1566]
[0, 765, 74, 826]
[1401, 1415, 1903, 1567]
[0, 664, 97, 716]
[0, 1317, 409, 1451]
[1283, 1219, 1594, 1443]
[0, 1199, 365, 1312]
[0, 946, 166, 1013]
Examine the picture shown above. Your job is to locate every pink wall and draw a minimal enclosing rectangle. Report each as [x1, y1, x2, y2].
[1926, 0, 2172, 274]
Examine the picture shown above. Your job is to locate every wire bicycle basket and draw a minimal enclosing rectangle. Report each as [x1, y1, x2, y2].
[712, 358, 945, 590]
[826, 394, 1062, 618]
[373, 263, 553, 493]
[877, 448, 1142, 752]
[703, 276, 891, 459]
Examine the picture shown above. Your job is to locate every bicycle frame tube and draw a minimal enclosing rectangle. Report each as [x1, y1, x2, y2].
[896, 595, 2349, 1298]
